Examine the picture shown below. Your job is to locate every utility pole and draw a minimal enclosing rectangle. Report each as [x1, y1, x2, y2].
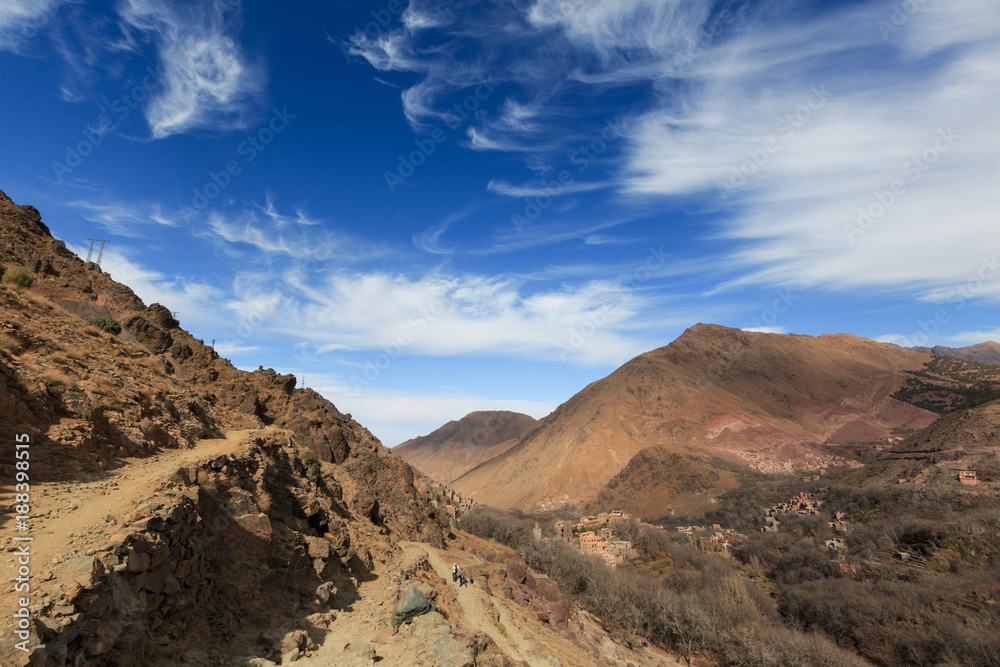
[85, 239, 110, 270]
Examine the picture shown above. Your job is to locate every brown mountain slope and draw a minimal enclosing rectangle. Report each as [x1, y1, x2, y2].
[912, 341, 1000, 365]
[845, 397, 1000, 486]
[393, 410, 536, 483]
[890, 356, 1000, 413]
[0, 191, 461, 664]
[452, 324, 938, 513]
[582, 446, 741, 520]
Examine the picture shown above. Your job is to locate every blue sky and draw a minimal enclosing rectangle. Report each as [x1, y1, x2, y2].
[1, 0, 998, 445]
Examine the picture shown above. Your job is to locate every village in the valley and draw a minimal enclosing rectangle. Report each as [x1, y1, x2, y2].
[731, 449, 867, 475]
[553, 511, 638, 569]
[418, 477, 479, 522]
[419, 463, 992, 574]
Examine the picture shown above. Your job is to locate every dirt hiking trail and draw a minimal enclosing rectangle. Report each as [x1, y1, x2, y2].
[401, 541, 547, 665]
[0, 429, 263, 625]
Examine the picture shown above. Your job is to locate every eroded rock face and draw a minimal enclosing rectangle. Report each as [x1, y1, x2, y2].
[24, 435, 432, 664]
[0, 188, 452, 666]
[122, 311, 174, 354]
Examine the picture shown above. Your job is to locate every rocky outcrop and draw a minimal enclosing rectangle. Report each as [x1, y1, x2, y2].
[22, 433, 435, 664]
[0, 192, 453, 665]
[391, 588, 437, 628]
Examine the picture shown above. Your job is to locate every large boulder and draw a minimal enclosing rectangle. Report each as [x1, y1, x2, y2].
[505, 562, 527, 585]
[391, 588, 437, 628]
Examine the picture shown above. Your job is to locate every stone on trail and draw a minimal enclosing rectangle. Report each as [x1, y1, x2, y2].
[391, 587, 437, 628]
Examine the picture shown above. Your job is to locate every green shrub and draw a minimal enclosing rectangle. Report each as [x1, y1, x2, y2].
[2, 267, 33, 288]
[85, 316, 122, 335]
[301, 450, 321, 477]
[956, 389, 1000, 411]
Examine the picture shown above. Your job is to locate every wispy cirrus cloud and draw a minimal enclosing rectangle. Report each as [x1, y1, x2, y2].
[0, 0, 61, 52]
[203, 199, 386, 262]
[7, 0, 266, 138]
[624, 1, 1000, 302]
[118, 0, 266, 138]
[349, 0, 1000, 308]
[487, 178, 608, 198]
[64, 197, 182, 235]
[66, 192, 384, 264]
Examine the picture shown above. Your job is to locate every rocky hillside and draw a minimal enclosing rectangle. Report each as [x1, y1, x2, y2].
[891, 356, 1000, 413]
[451, 324, 939, 515]
[912, 341, 1000, 365]
[394, 411, 537, 483]
[846, 397, 1000, 487]
[0, 191, 453, 665]
[581, 447, 740, 520]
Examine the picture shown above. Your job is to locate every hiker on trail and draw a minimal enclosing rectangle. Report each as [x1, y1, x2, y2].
[452, 563, 458, 582]
[459, 570, 468, 587]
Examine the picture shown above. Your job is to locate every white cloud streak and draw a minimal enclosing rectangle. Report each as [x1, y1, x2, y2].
[118, 0, 265, 138]
[0, 0, 61, 52]
[203, 202, 385, 262]
[487, 178, 608, 198]
[223, 270, 661, 366]
[348, 0, 1000, 307]
[65, 198, 182, 236]
[305, 378, 555, 447]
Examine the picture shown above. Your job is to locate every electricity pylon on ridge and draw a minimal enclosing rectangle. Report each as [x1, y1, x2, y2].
[85, 238, 110, 270]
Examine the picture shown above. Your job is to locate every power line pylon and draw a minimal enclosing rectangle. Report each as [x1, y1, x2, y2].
[85, 238, 110, 270]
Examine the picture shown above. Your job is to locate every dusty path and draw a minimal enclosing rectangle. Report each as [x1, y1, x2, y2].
[400, 541, 542, 665]
[0, 429, 262, 627]
[398, 541, 589, 667]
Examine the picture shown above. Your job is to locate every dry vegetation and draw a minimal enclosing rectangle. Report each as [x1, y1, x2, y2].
[893, 357, 1000, 413]
[460, 507, 867, 666]
[462, 474, 1000, 667]
[733, 485, 1000, 666]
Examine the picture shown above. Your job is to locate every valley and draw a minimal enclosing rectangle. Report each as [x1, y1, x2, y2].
[3, 188, 1000, 666]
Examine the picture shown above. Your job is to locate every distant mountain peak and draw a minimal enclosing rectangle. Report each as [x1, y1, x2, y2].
[451, 327, 938, 517]
[911, 341, 1000, 365]
[394, 410, 537, 483]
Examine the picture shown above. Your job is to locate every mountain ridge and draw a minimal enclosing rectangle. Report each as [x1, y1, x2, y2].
[393, 410, 537, 483]
[911, 341, 1000, 365]
[0, 190, 454, 663]
[450, 324, 939, 515]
